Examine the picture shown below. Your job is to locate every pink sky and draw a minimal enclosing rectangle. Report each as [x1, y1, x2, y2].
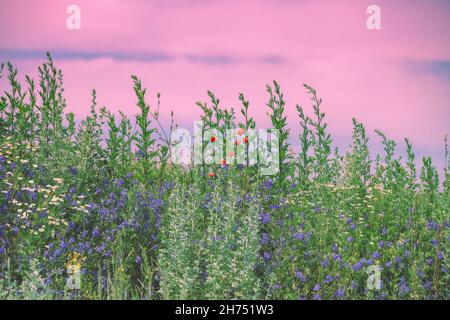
[0, 0, 449, 172]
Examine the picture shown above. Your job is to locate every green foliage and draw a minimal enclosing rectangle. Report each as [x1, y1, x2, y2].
[0, 54, 448, 300]
[346, 118, 371, 193]
[132, 75, 158, 183]
[266, 81, 291, 184]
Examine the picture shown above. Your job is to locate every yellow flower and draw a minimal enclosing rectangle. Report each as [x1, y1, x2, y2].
[66, 252, 86, 270]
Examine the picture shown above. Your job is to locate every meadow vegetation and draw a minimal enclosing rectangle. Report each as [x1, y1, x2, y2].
[0, 53, 448, 299]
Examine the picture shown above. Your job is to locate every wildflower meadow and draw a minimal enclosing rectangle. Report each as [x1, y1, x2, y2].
[0, 54, 448, 300]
